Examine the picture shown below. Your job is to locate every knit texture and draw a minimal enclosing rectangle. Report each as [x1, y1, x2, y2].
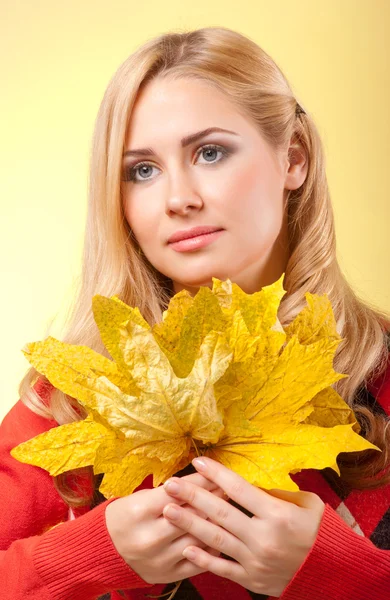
[1, 360, 390, 599]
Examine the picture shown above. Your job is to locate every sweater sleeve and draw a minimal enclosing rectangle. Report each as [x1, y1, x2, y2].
[277, 502, 390, 600]
[277, 354, 390, 600]
[1, 498, 153, 600]
[0, 392, 153, 599]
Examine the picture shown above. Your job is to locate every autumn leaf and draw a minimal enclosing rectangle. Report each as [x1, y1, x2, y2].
[153, 289, 194, 356]
[11, 275, 381, 499]
[200, 330, 374, 491]
[204, 402, 373, 491]
[10, 413, 116, 477]
[152, 274, 286, 377]
[212, 273, 286, 336]
[12, 320, 233, 497]
[197, 294, 378, 491]
[284, 291, 342, 346]
[153, 286, 228, 378]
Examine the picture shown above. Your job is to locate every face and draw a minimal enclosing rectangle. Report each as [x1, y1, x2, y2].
[121, 76, 307, 296]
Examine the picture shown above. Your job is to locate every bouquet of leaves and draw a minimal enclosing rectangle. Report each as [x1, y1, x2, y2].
[12, 274, 380, 499]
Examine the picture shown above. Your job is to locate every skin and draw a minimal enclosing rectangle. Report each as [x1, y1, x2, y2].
[121, 76, 308, 296]
[105, 471, 227, 585]
[112, 77, 324, 595]
[163, 456, 325, 597]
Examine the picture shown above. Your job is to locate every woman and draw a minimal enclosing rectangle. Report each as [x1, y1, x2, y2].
[1, 26, 389, 600]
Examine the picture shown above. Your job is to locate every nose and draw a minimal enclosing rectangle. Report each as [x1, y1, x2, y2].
[165, 170, 204, 217]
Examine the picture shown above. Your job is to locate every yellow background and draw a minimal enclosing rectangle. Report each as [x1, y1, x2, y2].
[1, 1, 389, 421]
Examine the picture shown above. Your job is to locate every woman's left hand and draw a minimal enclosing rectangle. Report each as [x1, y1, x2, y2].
[162, 456, 325, 598]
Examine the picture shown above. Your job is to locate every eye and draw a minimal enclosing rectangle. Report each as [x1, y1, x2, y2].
[124, 162, 158, 184]
[195, 144, 230, 165]
[122, 144, 232, 184]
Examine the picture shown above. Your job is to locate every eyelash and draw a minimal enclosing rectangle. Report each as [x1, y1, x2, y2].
[122, 144, 232, 184]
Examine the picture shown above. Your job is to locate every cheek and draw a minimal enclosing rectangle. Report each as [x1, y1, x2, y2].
[123, 196, 159, 244]
[222, 163, 283, 230]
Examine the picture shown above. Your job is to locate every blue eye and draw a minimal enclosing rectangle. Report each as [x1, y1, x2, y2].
[122, 144, 232, 184]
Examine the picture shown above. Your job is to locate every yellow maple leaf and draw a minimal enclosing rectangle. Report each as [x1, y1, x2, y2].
[212, 273, 286, 336]
[204, 401, 374, 491]
[152, 274, 286, 378]
[11, 276, 380, 498]
[200, 331, 376, 491]
[284, 291, 342, 346]
[12, 321, 233, 498]
[153, 286, 228, 378]
[198, 293, 378, 491]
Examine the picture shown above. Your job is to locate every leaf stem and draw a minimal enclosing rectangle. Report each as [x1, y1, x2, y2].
[191, 438, 200, 457]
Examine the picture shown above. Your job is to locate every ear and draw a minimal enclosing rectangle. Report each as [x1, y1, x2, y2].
[284, 134, 308, 191]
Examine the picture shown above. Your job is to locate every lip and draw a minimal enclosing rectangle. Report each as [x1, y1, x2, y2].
[167, 225, 223, 244]
[168, 229, 225, 252]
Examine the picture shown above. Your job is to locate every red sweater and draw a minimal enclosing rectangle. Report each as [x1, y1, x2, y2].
[1, 368, 390, 600]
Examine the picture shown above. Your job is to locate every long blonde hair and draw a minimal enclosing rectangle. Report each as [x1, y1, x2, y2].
[18, 26, 390, 506]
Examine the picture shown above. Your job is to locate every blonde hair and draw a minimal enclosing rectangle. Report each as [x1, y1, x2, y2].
[18, 26, 390, 506]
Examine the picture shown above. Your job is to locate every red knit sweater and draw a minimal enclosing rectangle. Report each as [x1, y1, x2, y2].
[1, 367, 390, 600]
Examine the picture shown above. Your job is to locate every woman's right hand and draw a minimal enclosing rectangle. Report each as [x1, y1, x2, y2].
[105, 471, 225, 584]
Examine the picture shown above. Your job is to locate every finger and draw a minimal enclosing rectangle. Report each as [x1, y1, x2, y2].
[191, 456, 282, 517]
[211, 487, 228, 500]
[151, 501, 224, 546]
[182, 471, 223, 490]
[201, 486, 228, 514]
[163, 478, 249, 543]
[204, 545, 221, 557]
[151, 471, 222, 516]
[162, 503, 247, 563]
[183, 503, 208, 520]
[173, 558, 208, 580]
[168, 532, 209, 562]
[182, 545, 246, 586]
[153, 504, 221, 546]
[183, 473, 225, 500]
[185, 488, 228, 520]
[172, 546, 223, 581]
[173, 496, 226, 524]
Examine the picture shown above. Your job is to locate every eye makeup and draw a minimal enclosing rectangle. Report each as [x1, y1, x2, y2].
[121, 143, 236, 184]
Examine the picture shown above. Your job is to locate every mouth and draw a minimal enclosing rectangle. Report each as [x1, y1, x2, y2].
[167, 226, 223, 244]
[167, 229, 225, 252]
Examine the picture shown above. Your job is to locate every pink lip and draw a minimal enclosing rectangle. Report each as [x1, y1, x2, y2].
[168, 229, 225, 252]
[167, 226, 223, 244]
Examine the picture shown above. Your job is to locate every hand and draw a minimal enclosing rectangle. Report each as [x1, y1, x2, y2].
[105, 470, 225, 584]
[162, 456, 325, 597]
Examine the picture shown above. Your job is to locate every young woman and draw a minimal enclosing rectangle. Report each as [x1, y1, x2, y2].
[1, 26, 390, 600]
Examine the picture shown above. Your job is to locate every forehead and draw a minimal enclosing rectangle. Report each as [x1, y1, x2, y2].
[124, 76, 251, 146]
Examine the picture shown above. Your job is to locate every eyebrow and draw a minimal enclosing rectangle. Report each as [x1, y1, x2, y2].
[122, 127, 239, 159]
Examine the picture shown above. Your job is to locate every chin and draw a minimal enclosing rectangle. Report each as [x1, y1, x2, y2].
[175, 274, 233, 295]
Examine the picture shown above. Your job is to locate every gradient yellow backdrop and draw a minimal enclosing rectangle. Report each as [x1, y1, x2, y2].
[1, 1, 389, 420]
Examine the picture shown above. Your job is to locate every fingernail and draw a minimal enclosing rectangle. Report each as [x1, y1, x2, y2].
[164, 505, 180, 520]
[183, 547, 196, 560]
[192, 457, 207, 471]
[164, 480, 180, 494]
